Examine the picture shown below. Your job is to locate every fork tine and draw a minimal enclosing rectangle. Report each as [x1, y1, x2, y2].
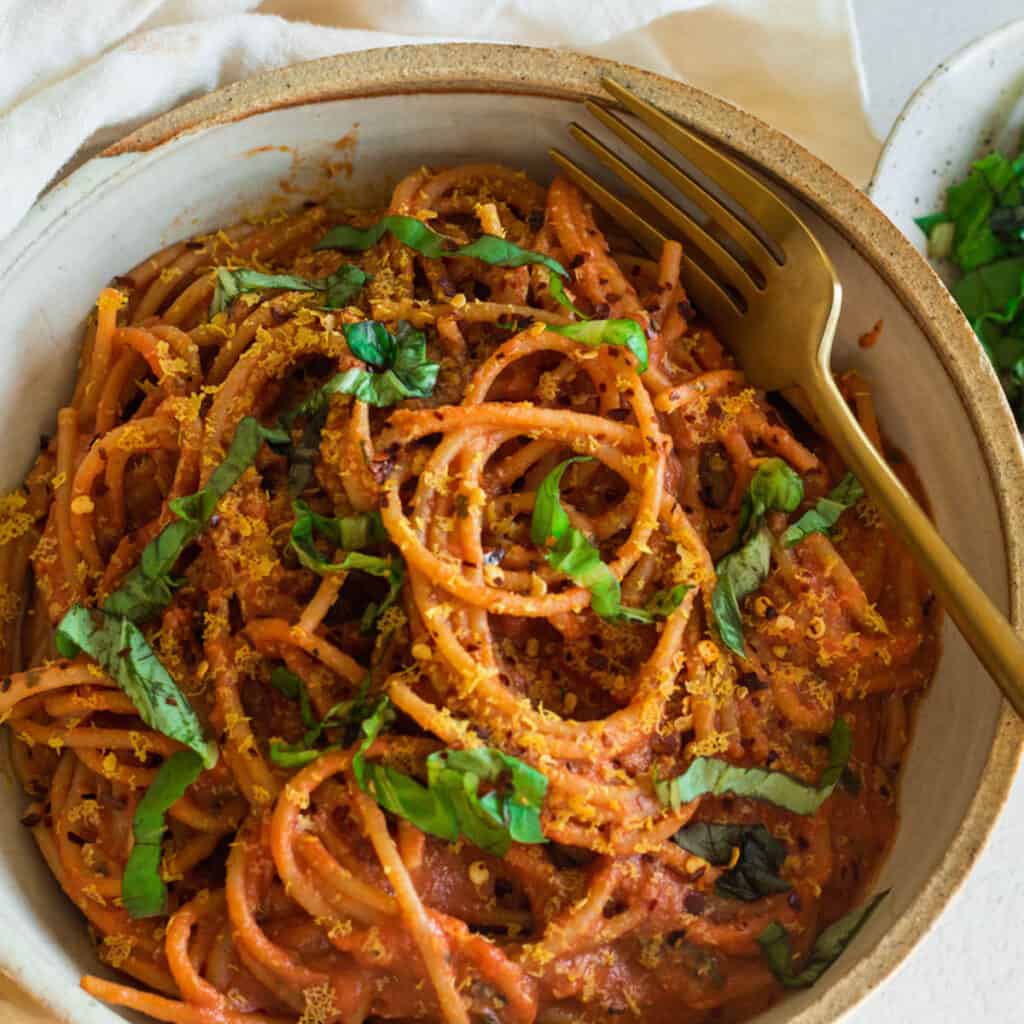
[549, 148, 745, 328]
[583, 100, 777, 278]
[567, 122, 757, 304]
[601, 77, 801, 250]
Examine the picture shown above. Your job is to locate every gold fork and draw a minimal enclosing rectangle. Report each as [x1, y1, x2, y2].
[551, 77, 1024, 716]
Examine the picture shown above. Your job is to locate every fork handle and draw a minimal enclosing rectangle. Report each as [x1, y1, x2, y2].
[804, 364, 1024, 718]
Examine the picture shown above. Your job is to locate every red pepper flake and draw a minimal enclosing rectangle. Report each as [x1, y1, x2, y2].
[858, 319, 883, 349]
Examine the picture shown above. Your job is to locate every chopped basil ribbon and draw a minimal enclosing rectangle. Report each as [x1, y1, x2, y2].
[711, 458, 804, 657]
[104, 417, 289, 624]
[546, 319, 649, 373]
[315, 214, 650, 374]
[269, 666, 317, 729]
[546, 271, 589, 318]
[783, 473, 864, 547]
[284, 408, 327, 497]
[711, 528, 771, 658]
[642, 584, 689, 619]
[758, 891, 890, 988]
[209, 265, 368, 317]
[268, 673, 374, 768]
[289, 501, 387, 571]
[121, 750, 204, 918]
[353, 698, 548, 856]
[269, 700, 360, 768]
[315, 214, 567, 277]
[51, 413, 288, 860]
[54, 415, 289, 771]
[530, 458, 686, 625]
[738, 457, 805, 538]
[302, 320, 438, 408]
[55, 607, 217, 768]
[357, 555, 406, 635]
[671, 822, 790, 902]
[288, 501, 404, 634]
[657, 717, 851, 816]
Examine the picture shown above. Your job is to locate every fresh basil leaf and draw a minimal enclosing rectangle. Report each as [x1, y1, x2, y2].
[336, 552, 391, 576]
[530, 458, 659, 625]
[741, 458, 805, 540]
[546, 319, 649, 373]
[344, 320, 396, 368]
[122, 750, 204, 917]
[952, 257, 1024, 323]
[946, 164, 1006, 272]
[209, 265, 368, 317]
[941, 152, 1024, 272]
[712, 527, 772, 658]
[365, 761, 462, 840]
[758, 891, 889, 988]
[712, 459, 803, 657]
[975, 151, 1023, 204]
[56, 606, 217, 768]
[322, 266, 370, 309]
[307, 321, 438, 408]
[530, 457, 588, 549]
[840, 765, 862, 795]
[270, 675, 376, 768]
[289, 500, 387, 573]
[547, 270, 589, 319]
[672, 822, 791, 902]
[269, 665, 302, 701]
[949, 257, 1024, 426]
[427, 747, 549, 853]
[644, 584, 689, 618]
[815, 716, 854, 794]
[174, 417, 290, 528]
[288, 501, 404, 633]
[357, 555, 406, 636]
[104, 417, 288, 624]
[266, 744, 323, 768]
[269, 666, 317, 730]
[714, 839, 790, 902]
[783, 473, 864, 547]
[657, 718, 851, 816]
[353, 698, 548, 856]
[316, 214, 567, 278]
[352, 695, 398, 767]
[269, 701, 353, 767]
[286, 404, 328, 496]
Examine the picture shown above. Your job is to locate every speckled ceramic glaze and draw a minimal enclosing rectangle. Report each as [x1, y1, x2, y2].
[0, 43, 1021, 1024]
[870, 17, 1024, 273]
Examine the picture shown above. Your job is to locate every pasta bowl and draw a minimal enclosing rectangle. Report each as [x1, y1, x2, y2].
[0, 42, 1021, 1024]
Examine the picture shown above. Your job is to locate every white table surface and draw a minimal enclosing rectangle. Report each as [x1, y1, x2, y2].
[850, 3, 1024, 1022]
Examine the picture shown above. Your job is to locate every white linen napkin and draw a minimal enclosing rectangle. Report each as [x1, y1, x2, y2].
[0, 1, 876, 1020]
[0, 0, 879, 246]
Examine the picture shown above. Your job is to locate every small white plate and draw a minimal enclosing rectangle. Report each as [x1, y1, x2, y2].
[869, 17, 1024, 279]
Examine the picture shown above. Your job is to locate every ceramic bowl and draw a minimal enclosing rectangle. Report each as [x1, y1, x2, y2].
[0, 43, 1021, 1024]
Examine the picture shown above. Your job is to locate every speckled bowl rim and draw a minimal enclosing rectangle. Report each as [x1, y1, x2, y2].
[49, 41, 1024, 1023]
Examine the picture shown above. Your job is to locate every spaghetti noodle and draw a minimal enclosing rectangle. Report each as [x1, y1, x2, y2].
[0, 164, 939, 1024]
